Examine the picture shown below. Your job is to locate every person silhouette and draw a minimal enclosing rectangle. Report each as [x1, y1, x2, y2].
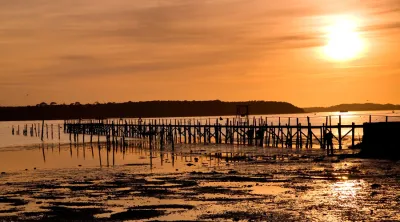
[324, 130, 334, 155]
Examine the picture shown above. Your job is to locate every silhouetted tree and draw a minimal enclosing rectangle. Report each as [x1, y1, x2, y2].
[37, 102, 48, 107]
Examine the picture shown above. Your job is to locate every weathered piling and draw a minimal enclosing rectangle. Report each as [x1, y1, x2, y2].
[338, 115, 342, 150]
[41, 120, 44, 141]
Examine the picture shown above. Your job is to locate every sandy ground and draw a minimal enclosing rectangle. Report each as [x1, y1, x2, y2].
[0, 143, 399, 221]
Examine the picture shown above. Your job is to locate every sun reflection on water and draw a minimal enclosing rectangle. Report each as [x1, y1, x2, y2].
[330, 179, 364, 205]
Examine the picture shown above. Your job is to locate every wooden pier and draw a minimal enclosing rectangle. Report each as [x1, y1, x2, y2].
[63, 116, 369, 151]
[11, 114, 399, 156]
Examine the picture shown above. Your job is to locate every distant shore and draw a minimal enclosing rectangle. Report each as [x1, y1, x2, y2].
[1, 101, 398, 121]
[0, 100, 304, 121]
[303, 103, 400, 113]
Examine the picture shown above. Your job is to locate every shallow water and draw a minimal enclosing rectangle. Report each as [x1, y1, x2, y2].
[0, 141, 333, 172]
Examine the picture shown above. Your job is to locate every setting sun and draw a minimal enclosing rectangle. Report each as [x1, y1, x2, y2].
[324, 16, 365, 61]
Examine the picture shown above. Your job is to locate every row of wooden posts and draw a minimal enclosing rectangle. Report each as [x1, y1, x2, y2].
[64, 115, 365, 150]
[12, 121, 61, 141]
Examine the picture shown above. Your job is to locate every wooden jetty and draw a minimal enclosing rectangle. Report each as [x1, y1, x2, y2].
[11, 114, 399, 156]
[62, 115, 373, 152]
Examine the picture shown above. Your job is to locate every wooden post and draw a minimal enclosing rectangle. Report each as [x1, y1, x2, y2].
[271, 122, 275, 147]
[351, 122, 355, 148]
[184, 119, 187, 144]
[193, 121, 197, 144]
[41, 120, 45, 141]
[287, 117, 291, 148]
[219, 122, 222, 144]
[203, 123, 207, 145]
[236, 120, 239, 145]
[225, 118, 229, 144]
[171, 124, 175, 151]
[215, 119, 219, 144]
[295, 118, 299, 148]
[188, 121, 192, 144]
[338, 115, 342, 150]
[267, 123, 271, 147]
[111, 121, 115, 146]
[325, 116, 328, 129]
[179, 120, 182, 143]
[198, 121, 201, 144]
[276, 119, 281, 147]
[306, 117, 310, 148]
[243, 121, 246, 145]
[299, 123, 303, 148]
[322, 123, 325, 149]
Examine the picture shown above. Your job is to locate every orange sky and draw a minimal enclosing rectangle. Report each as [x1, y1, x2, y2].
[0, 0, 399, 107]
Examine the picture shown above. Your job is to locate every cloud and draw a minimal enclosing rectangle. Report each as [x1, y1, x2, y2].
[361, 22, 400, 32]
[370, 8, 400, 15]
[58, 55, 96, 61]
[0, 0, 329, 82]
[0, 0, 399, 106]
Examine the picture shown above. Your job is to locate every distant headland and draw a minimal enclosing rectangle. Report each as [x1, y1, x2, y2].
[304, 103, 400, 113]
[0, 100, 304, 121]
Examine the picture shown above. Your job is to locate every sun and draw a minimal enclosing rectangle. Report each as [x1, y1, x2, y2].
[324, 16, 365, 61]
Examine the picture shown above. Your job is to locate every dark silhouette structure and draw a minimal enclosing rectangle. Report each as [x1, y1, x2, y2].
[360, 122, 400, 160]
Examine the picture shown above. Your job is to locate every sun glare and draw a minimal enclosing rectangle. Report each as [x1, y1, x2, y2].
[324, 16, 365, 61]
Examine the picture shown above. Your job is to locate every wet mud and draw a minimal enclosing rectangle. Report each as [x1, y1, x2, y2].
[0, 146, 399, 221]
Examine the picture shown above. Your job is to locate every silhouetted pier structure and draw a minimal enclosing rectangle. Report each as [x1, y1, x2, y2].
[61, 115, 395, 151]
[11, 114, 400, 156]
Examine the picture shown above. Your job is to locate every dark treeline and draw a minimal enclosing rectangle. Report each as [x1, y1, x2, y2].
[0, 100, 304, 121]
[304, 103, 400, 113]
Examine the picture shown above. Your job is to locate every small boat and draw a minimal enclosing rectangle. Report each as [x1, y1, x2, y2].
[340, 110, 348, 113]
[392, 110, 395, 113]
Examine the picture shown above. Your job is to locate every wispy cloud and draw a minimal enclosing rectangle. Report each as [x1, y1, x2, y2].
[0, 0, 399, 106]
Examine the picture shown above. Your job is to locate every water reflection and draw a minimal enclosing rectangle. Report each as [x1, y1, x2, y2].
[1, 138, 352, 173]
[330, 179, 364, 207]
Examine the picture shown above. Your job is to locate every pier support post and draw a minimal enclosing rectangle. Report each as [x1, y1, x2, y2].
[351, 122, 355, 148]
[338, 115, 342, 150]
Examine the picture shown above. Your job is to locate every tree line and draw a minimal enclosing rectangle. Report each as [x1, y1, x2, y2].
[0, 100, 304, 121]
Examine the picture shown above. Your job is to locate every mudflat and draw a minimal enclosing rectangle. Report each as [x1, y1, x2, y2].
[0, 143, 399, 221]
